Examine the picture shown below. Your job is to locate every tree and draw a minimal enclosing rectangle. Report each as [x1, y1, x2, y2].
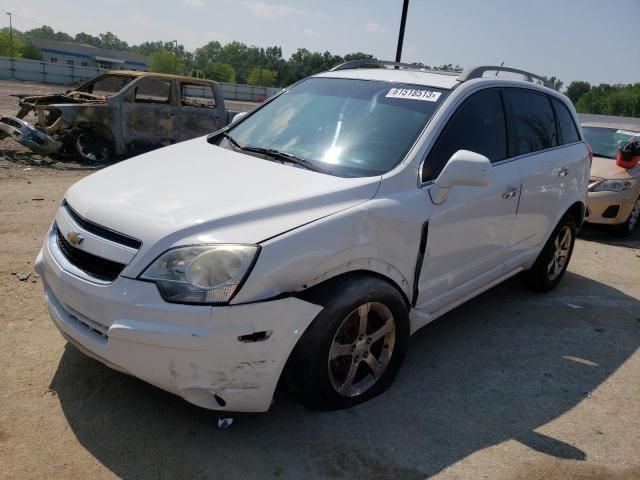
[20, 40, 42, 60]
[98, 32, 128, 51]
[149, 50, 183, 74]
[565, 81, 591, 104]
[0, 30, 23, 57]
[247, 67, 277, 87]
[194, 41, 223, 70]
[544, 76, 563, 92]
[205, 63, 236, 83]
[75, 32, 101, 47]
[25, 25, 73, 42]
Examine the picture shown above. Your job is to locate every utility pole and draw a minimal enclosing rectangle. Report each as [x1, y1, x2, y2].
[6, 12, 13, 58]
[173, 39, 178, 73]
[395, 0, 409, 63]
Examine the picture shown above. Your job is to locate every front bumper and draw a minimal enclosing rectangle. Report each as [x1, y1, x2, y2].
[0, 115, 62, 155]
[35, 234, 323, 412]
[585, 190, 636, 225]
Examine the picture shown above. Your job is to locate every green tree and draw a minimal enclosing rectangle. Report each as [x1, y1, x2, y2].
[25, 25, 73, 42]
[75, 32, 101, 47]
[98, 32, 129, 51]
[205, 62, 236, 83]
[544, 76, 563, 92]
[194, 41, 223, 70]
[20, 40, 42, 60]
[0, 30, 23, 57]
[247, 67, 277, 86]
[565, 81, 591, 104]
[149, 50, 183, 74]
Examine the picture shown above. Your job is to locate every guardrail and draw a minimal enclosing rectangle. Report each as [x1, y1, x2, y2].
[0, 56, 281, 102]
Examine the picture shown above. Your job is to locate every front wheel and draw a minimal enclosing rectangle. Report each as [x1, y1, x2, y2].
[286, 274, 410, 410]
[522, 215, 577, 292]
[615, 197, 640, 236]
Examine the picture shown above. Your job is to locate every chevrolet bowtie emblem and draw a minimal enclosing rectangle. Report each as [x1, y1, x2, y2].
[66, 231, 84, 246]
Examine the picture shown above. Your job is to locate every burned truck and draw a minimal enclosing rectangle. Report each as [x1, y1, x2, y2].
[0, 71, 240, 162]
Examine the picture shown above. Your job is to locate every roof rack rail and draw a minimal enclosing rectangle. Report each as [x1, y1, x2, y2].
[457, 65, 550, 87]
[330, 59, 428, 72]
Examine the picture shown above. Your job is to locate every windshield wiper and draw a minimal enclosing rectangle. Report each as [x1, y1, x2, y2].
[242, 146, 330, 174]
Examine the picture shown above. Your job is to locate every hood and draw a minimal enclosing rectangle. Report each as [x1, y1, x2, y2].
[65, 137, 380, 249]
[590, 155, 639, 180]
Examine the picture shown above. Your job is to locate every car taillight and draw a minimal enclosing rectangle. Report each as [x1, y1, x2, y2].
[586, 143, 593, 161]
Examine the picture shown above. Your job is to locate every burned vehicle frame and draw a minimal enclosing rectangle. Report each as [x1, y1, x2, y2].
[0, 71, 231, 162]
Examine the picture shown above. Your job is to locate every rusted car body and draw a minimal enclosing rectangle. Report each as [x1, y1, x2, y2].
[0, 71, 234, 162]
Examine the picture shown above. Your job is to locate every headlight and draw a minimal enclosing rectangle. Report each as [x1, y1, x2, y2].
[140, 245, 259, 304]
[591, 179, 635, 192]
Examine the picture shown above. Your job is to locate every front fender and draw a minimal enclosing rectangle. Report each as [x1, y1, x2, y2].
[232, 200, 423, 305]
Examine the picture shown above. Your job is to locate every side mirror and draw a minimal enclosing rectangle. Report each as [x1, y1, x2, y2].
[429, 150, 491, 205]
[231, 111, 247, 124]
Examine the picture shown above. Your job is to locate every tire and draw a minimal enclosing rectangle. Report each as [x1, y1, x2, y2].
[614, 197, 640, 236]
[286, 274, 410, 410]
[76, 132, 112, 163]
[521, 214, 577, 292]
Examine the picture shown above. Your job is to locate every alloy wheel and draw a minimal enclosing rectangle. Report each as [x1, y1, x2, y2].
[327, 302, 396, 397]
[547, 225, 572, 281]
[627, 198, 640, 232]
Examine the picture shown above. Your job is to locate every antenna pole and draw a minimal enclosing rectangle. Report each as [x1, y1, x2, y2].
[395, 0, 410, 63]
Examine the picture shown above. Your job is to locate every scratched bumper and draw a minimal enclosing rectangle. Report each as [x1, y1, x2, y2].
[0, 115, 62, 155]
[35, 242, 323, 413]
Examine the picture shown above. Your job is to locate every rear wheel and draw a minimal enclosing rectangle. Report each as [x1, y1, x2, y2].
[522, 215, 577, 292]
[286, 274, 409, 410]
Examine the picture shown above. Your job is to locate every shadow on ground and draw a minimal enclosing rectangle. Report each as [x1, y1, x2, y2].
[578, 222, 640, 249]
[49, 273, 640, 479]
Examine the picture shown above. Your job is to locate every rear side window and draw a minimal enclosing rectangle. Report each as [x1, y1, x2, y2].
[551, 98, 580, 144]
[505, 89, 557, 155]
[423, 89, 507, 182]
[135, 79, 172, 104]
[181, 83, 216, 108]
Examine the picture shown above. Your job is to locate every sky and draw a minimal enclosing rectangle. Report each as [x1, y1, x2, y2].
[1, 0, 639, 86]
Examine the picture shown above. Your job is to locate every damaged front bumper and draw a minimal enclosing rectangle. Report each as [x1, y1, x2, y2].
[0, 115, 62, 155]
[35, 236, 323, 413]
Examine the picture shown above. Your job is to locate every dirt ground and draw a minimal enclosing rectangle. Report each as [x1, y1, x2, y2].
[0, 81, 639, 479]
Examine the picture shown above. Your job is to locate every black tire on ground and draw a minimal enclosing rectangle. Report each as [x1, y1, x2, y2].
[286, 273, 410, 410]
[613, 197, 640, 236]
[521, 214, 577, 292]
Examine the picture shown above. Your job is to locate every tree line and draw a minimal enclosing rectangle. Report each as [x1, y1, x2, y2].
[1, 25, 638, 117]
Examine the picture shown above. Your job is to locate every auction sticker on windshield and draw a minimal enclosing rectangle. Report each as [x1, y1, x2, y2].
[386, 88, 442, 102]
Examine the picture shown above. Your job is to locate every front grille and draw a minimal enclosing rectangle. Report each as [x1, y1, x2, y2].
[63, 201, 142, 249]
[56, 229, 126, 282]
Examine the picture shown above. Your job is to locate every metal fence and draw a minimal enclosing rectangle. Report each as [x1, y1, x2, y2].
[0, 56, 281, 102]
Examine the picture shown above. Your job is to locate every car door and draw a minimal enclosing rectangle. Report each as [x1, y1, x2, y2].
[415, 88, 522, 316]
[503, 89, 578, 259]
[121, 77, 178, 148]
[177, 81, 221, 142]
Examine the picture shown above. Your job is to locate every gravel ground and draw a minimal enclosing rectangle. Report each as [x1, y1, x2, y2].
[0, 80, 639, 480]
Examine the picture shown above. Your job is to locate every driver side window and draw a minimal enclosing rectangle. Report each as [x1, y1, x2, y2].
[422, 89, 507, 182]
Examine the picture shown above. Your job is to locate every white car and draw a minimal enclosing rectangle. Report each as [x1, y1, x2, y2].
[35, 62, 590, 413]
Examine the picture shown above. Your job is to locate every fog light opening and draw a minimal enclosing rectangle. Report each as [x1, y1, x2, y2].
[213, 393, 227, 407]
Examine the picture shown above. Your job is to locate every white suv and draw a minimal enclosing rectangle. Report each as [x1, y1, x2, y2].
[35, 62, 590, 413]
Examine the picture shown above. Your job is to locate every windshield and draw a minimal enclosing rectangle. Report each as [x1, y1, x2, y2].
[583, 126, 640, 159]
[75, 74, 136, 96]
[225, 77, 447, 177]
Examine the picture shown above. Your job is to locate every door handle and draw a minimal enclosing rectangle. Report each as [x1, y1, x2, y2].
[160, 112, 176, 118]
[501, 186, 519, 199]
[558, 167, 569, 177]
